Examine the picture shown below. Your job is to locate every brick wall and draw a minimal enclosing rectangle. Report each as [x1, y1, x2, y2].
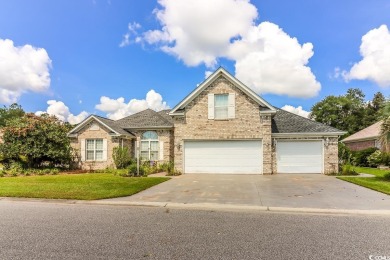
[344, 139, 376, 151]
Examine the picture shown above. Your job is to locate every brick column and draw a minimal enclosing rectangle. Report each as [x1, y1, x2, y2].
[261, 113, 273, 175]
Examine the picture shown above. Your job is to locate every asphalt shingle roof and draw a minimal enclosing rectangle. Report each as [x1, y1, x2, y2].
[342, 121, 382, 142]
[116, 109, 173, 129]
[272, 109, 343, 134]
[93, 115, 134, 136]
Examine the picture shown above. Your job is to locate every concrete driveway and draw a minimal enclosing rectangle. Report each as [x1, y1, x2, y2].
[106, 174, 390, 210]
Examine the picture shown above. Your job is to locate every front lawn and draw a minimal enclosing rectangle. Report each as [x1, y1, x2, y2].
[337, 167, 390, 195]
[0, 173, 170, 200]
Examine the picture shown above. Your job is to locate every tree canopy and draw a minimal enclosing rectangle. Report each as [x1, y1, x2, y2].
[0, 113, 73, 168]
[0, 103, 25, 127]
[310, 89, 387, 135]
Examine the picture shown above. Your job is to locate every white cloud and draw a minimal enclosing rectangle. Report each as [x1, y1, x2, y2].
[119, 22, 141, 47]
[281, 105, 310, 118]
[36, 100, 88, 125]
[343, 25, 390, 87]
[0, 39, 51, 104]
[205, 70, 213, 79]
[95, 89, 169, 120]
[138, 0, 320, 98]
[142, 0, 257, 67]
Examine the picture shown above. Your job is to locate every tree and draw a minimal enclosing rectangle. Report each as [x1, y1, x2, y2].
[0, 113, 73, 168]
[310, 88, 386, 135]
[379, 101, 390, 152]
[0, 103, 25, 127]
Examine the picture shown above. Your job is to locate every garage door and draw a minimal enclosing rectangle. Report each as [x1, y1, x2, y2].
[184, 140, 262, 174]
[277, 141, 323, 173]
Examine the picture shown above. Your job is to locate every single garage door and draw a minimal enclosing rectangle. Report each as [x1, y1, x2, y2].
[277, 141, 323, 173]
[184, 140, 262, 174]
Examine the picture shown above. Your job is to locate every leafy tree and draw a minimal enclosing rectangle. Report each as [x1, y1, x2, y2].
[379, 101, 390, 152]
[0, 113, 73, 168]
[0, 103, 25, 127]
[310, 88, 386, 135]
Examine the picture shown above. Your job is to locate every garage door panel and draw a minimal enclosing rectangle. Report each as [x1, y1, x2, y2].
[277, 141, 323, 174]
[184, 140, 262, 174]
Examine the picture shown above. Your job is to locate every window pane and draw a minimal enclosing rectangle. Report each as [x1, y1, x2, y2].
[142, 131, 158, 140]
[86, 151, 94, 160]
[215, 94, 228, 106]
[95, 139, 103, 149]
[95, 151, 103, 160]
[215, 107, 228, 119]
[140, 151, 149, 160]
[150, 151, 158, 161]
[141, 141, 149, 151]
[86, 140, 95, 150]
[150, 141, 159, 151]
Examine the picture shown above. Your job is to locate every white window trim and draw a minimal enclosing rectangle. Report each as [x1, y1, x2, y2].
[214, 94, 229, 120]
[140, 131, 159, 161]
[86, 139, 104, 161]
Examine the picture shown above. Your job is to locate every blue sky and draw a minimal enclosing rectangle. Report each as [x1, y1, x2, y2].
[0, 0, 389, 123]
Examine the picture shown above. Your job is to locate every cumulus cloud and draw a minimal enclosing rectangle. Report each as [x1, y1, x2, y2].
[0, 39, 51, 103]
[205, 70, 213, 79]
[281, 105, 310, 118]
[342, 25, 390, 87]
[36, 100, 88, 125]
[142, 0, 257, 67]
[137, 0, 320, 97]
[95, 89, 169, 120]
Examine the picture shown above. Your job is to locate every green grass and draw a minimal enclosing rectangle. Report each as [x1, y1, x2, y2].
[0, 173, 170, 200]
[337, 167, 390, 195]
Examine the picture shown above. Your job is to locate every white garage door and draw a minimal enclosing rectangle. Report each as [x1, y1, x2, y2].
[184, 140, 262, 174]
[277, 141, 323, 173]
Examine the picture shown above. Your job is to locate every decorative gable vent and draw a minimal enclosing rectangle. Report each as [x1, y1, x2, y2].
[89, 123, 100, 131]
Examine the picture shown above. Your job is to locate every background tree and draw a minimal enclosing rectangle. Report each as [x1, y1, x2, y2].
[310, 88, 387, 135]
[0, 103, 25, 127]
[379, 101, 390, 152]
[0, 113, 73, 168]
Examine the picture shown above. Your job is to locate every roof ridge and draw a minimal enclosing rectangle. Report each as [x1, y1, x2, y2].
[154, 109, 173, 126]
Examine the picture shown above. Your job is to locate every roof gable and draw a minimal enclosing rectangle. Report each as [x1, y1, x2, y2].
[169, 67, 276, 115]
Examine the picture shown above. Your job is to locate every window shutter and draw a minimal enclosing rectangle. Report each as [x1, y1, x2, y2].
[228, 93, 235, 119]
[80, 139, 85, 161]
[159, 141, 164, 161]
[102, 139, 108, 161]
[208, 93, 215, 119]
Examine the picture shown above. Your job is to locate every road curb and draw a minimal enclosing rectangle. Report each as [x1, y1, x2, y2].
[1, 197, 390, 215]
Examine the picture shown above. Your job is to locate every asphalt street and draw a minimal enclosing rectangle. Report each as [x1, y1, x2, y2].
[0, 201, 389, 260]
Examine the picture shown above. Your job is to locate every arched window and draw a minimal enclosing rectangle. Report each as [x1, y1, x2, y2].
[140, 131, 159, 161]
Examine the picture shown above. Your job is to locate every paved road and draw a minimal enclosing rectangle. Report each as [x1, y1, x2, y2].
[1, 201, 390, 259]
[107, 174, 390, 210]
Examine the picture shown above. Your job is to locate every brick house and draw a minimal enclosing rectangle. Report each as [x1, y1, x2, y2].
[341, 121, 383, 151]
[68, 68, 345, 174]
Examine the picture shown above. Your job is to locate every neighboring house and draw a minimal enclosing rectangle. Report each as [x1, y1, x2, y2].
[68, 68, 345, 174]
[341, 121, 383, 151]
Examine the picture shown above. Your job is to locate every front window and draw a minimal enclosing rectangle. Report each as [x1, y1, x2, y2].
[140, 131, 159, 161]
[86, 139, 103, 161]
[214, 94, 228, 119]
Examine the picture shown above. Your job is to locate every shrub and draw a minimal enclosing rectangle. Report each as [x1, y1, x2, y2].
[340, 164, 358, 175]
[7, 161, 24, 176]
[351, 147, 378, 167]
[338, 143, 352, 164]
[112, 147, 132, 169]
[50, 168, 60, 175]
[367, 150, 383, 167]
[381, 152, 390, 166]
[384, 172, 390, 181]
[127, 163, 146, 177]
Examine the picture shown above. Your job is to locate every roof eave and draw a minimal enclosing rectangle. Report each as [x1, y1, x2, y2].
[272, 132, 346, 137]
[341, 136, 380, 143]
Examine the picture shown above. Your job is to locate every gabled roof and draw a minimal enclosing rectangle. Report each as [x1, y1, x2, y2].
[272, 109, 346, 136]
[342, 121, 382, 142]
[169, 67, 276, 115]
[115, 109, 173, 129]
[68, 115, 134, 137]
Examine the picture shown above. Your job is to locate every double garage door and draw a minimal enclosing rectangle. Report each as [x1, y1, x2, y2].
[183, 140, 323, 174]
